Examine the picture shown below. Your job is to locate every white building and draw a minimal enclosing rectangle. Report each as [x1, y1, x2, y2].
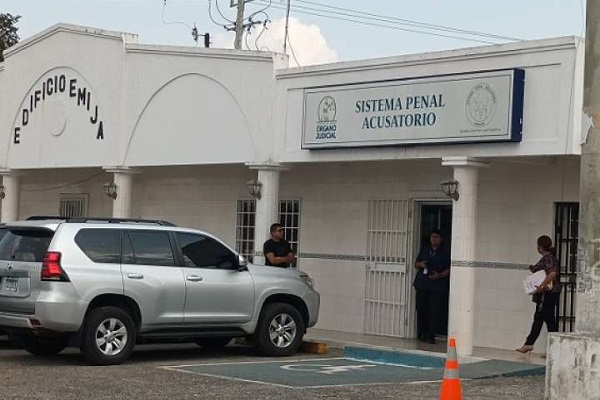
[0, 24, 584, 355]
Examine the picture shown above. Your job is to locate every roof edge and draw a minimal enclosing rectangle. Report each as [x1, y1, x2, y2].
[276, 36, 583, 79]
[4, 23, 138, 59]
[125, 43, 276, 62]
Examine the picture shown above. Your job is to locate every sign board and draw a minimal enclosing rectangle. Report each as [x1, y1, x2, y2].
[12, 68, 106, 145]
[302, 69, 525, 149]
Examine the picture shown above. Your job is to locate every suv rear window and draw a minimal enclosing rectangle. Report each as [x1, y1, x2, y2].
[123, 231, 175, 266]
[0, 228, 53, 262]
[75, 229, 121, 264]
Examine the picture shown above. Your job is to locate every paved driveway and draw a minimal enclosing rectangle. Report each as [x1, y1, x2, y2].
[0, 339, 545, 400]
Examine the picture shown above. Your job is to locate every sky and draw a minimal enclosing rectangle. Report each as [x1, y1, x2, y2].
[2, 0, 586, 66]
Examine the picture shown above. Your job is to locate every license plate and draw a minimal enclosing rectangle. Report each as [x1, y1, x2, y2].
[3, 277, 18, 293]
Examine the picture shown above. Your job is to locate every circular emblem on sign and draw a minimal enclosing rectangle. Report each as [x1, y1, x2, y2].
[318, 96, 336, 122]
[466, 83, 497, 127]
[44, 98, 67, 137]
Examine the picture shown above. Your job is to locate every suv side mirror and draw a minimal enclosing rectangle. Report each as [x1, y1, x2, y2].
[238, 254, 248, 271]
[217, 254, 248, 271]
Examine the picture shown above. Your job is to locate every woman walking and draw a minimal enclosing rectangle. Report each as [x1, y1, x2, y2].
[516, 235, 560, 354]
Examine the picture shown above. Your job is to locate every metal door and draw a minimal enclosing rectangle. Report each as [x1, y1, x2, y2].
[364, 200, 411, 337]
[554, 202, 579, 332]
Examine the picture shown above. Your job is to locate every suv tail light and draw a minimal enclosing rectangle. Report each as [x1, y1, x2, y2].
[41, 252, 70, 282]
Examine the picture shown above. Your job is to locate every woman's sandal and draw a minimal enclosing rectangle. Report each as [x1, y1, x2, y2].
[515, 345, 534, 354]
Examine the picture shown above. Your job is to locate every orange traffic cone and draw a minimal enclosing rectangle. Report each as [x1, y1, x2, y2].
[440, 337, 463, 400]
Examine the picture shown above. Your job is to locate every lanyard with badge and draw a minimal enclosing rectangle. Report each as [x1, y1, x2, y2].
[424, 249, 437, 274]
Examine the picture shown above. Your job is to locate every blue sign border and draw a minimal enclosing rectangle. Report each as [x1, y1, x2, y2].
[510, 68, 525, 142]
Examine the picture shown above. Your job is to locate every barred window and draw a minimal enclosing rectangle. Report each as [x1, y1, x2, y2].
[59, 194, 89, 218]
[279, 200, 300, 258]
[235, 199, 256, 262]
[234, 199, 301, 266]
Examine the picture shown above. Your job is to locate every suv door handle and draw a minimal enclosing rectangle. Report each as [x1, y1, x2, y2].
[127, 273, 144, 280]
[186, 275, 204, 282]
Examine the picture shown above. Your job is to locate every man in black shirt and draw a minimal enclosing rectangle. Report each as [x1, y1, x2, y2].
[263, 223, 295, 268]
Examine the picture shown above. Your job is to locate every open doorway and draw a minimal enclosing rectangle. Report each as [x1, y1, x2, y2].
[416, 202, 452, 337]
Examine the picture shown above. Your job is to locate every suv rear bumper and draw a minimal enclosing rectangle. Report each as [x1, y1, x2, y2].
[0, 312, 35, 329]
[0, 299, 84, 332]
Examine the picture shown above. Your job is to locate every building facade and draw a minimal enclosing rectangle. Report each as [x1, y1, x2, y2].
[0, 24, 585, 354]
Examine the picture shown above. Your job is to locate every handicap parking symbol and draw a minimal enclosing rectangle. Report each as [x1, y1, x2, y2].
[281, 363, 376, 375]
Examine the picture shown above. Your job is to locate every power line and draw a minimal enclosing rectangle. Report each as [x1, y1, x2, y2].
[208, 0, 228, 28]
[161, 0, 193, 31]
[248, 0, 272, 20]
[283, 0, 291, 55]
[254, 21, 270, 51]
[287, 33, 301, 66]
[265, 1, 502, 44]
[215, 0, 236, 24]
[289, 0, 521, 42]
[22, 171, 107, 192]
[245, 30, 251, 49]
[208, 0, 271, 41]
[261, 2, 498, 44]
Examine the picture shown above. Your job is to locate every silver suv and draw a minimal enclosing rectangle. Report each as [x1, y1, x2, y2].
[0, 217, 319, 365]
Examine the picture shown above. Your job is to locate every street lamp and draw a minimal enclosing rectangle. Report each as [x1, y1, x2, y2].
[246, 179, 262, 200]
[440, 179, 459, 201]
[103, 182, 118, 200]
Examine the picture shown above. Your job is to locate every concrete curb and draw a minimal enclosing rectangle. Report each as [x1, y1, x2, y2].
[342, 346, 545, 379]
[344, 346, 445, 368]
[299, 340, 328, 354]
[232, 337, 329, 354]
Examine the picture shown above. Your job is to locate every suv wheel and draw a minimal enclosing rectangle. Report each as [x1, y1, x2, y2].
[80, 306, 136, 365]
[255, 303, 305, 356]
[10, 334, 68, 356]
[195, 337, 232, 350]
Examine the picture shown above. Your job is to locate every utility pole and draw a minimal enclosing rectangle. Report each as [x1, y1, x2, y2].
[283, 0, 291, 55]
[234, 0, 246, 50]
[546, 2, 600, 399]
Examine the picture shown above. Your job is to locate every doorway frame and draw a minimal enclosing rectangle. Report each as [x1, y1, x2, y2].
[407, 199, 453, 339]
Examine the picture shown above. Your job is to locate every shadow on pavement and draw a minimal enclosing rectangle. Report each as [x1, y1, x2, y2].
[0, 335, 14, 350]
[0, 343, 266, 366]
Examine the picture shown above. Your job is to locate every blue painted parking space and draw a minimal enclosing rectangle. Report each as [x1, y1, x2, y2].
[163, 353, 545, 388]
[164, 357, 434, 388]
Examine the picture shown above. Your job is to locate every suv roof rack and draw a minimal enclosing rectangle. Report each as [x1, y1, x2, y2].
[25, 216, 65, 221]
[26, 216, 176, 226]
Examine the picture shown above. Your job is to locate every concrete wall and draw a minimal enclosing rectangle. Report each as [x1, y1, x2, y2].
[16, 165, 252, 249]
[473, 158, 579, 350]
[130, 165, 253, 247]
[0, 24, 277, 170]
[19, 168, 111, 219]
[278, 157, 580, 351]
[281, 160, 447, 334]
[275, 37, 583, 164]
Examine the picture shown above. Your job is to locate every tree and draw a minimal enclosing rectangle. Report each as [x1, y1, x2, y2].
[0, 13, 21, 62]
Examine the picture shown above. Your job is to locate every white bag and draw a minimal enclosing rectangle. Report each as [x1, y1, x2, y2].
[523, 270, 550, 295]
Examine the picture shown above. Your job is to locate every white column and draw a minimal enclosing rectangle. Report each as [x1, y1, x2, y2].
[442, 156, 487, 356]
[247, 163, 283, 265]
[0, 170, 21, 223]
[103, 167, 139, 219]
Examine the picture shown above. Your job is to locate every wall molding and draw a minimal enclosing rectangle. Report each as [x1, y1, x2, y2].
[299, 253, 365, 262]
[295, 254, 530, 270]
[452, 260, 529, 271]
